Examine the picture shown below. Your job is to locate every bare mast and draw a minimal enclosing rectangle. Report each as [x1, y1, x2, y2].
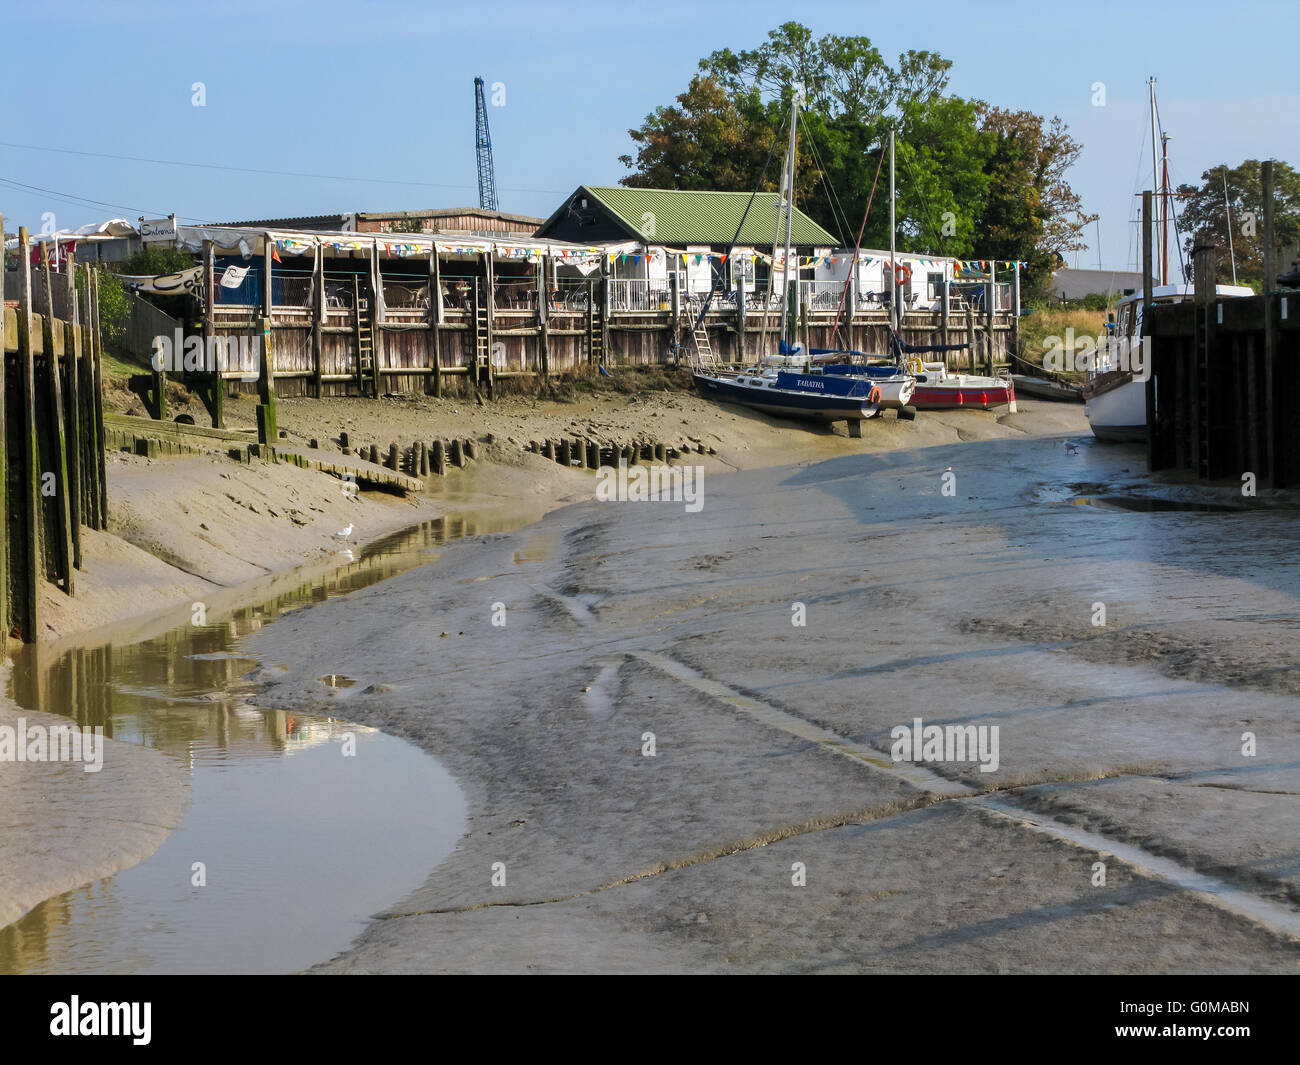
[1148, 77, 1162, 285]
[889, 126, 897, 334]
[781, 85, 801, 344]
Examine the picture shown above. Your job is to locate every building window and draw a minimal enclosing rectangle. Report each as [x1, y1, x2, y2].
[928, 272, 944, 300]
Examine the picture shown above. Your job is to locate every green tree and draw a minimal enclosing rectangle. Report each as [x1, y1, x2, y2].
[1176, 160, 1300, 287]
[618, 22, 1093, 283]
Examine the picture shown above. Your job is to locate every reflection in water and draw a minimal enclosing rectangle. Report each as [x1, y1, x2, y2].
[0, 511, 532, 974]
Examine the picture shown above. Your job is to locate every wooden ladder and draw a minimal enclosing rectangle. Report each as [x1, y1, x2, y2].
[586, 281, 604, 365]
[473, 277, 491, 392]
[685, 311, 715, 366]
[354, 278, 376, 397]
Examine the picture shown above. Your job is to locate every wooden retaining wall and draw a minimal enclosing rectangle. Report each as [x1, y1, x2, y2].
[1148, 289, 1300, 487]
[2, 225, 109, 642]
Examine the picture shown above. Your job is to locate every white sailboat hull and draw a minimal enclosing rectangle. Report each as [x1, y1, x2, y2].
[1084, 376, 1146, 442]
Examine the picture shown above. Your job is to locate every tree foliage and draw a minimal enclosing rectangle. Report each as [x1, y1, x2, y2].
[1176, 160, 1300, 287]
[618, 22, 1093, 299]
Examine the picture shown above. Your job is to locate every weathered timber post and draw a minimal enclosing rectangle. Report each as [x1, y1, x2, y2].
[203, 242, 222, 427]
[538, 252, 550, 379]
[428, 241, 442, 397]
[431, 439, 445, 475]
[736, 272, 747, 363]
[17, 230, 41, 639]
[1012, 261, 1021, 365]
[1142, 191, 1160, 471]
[1262, 160, 1277, 483]
[311, 243, 324, 397]
[40, 244, 73, 594]
[256, 316, 277, 450]
[669, 270, 680, 364]
[91, 267, 108, 528]
[449, 438, 463, 468]
[64, 254, 83, 569]
[987, 260, 996, 375]
[941, 277, 951, 353]
[0, 213, 6, 633]
[1193, 242, 1217, 478]
[964, 303, 976, 372]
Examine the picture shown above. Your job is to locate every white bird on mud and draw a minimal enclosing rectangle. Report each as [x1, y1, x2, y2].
[334, 523, 354, 541]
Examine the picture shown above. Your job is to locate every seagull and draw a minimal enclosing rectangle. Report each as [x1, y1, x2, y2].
[334, 523, 354, 541]
[1065, 443, 1080, 455]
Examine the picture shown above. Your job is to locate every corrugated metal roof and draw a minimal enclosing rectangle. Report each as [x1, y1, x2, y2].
[581, 186, 839, 247]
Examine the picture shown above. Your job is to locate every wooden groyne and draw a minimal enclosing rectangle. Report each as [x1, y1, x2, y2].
[2, 225, 109, 642]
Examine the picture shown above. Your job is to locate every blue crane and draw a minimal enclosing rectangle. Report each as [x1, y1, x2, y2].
[473, 77, 499, 213]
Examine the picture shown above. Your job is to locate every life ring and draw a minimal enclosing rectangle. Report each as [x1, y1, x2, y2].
[893, 262, 912, 286]
[905, 356, 925, 376]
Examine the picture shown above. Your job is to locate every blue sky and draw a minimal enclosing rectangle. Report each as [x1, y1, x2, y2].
[4, 0, 1296, 271]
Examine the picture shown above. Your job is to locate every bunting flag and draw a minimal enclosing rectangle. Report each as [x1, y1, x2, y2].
[270, 245, 281, 263]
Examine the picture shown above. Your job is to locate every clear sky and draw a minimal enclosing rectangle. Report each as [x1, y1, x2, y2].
[4, 0, 1296, 272]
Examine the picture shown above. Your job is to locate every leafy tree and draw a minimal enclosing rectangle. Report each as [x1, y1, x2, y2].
[618, 22, 1093, 293]
[1175, 160, 1300, 287]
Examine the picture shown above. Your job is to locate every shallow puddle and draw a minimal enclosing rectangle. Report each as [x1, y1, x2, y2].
[0, 507, 545, 974]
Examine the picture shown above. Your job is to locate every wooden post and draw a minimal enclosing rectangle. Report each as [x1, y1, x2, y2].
[963, 303, 976, 372]
[601, 253, 611, 367]
[736, 271, 747, 364]
[256, 316, 277, 449]
[17, 229, 41, 639]
[262, 238, 274, 318]
[1142, 191, 1157, 470]
[40, 244, 74, 595]
[1262, 160, 1277, 483]
[539, 252, 550, 379]
[941, 277, 950, 351]
[204, 242, 222, 427]
[91, 268, 107, 528]
[311, 244, 324, 397]
[0, 213, 6, 634]
[986, 261, 996, 375]
[64, 252, 83, 570]
[1012, 261, 1021, 365]
[1193, 243, 1217, 478]
[670, 269, 680, 363]
[434, 241, 444, 395]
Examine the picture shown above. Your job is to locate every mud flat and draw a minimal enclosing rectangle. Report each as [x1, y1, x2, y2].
[236, 401, 1300, 972]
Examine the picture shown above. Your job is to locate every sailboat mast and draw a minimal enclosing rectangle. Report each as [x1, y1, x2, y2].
[782, 87, 800, 341]
[1222, 167, 1238, 285]
[1149, 77, 1162, 286]
[1160, 133, 1171, 285]
[889, 127, 897, 334]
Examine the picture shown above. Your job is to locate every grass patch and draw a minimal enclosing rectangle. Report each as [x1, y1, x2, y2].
[1015, 309, 1109, 379]
[543, 364, 694, 402]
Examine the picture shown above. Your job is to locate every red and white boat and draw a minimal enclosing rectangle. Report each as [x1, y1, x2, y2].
[906, 359, 1016, 411]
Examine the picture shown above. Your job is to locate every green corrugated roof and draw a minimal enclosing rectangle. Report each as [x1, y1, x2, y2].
[583, 186, 839, 247]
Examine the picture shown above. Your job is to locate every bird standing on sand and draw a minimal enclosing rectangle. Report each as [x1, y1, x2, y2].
[334, 523, 354, 541]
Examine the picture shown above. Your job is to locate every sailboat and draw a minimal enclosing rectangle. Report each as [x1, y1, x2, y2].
[1084, 78, 1250, 441]
[813, 128, 1015, 412]
[689, 89, 884, 424]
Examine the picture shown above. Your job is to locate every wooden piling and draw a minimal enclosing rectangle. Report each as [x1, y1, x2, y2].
[17, 229, 41, 639]
[450, 438, 463, 467]
[0, 213, 6, 634]
[65, 257, 83, 569]
[311, 244, 324, 397]
[432, 439, 445, 474]
[1262, 160, 1277, 483]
